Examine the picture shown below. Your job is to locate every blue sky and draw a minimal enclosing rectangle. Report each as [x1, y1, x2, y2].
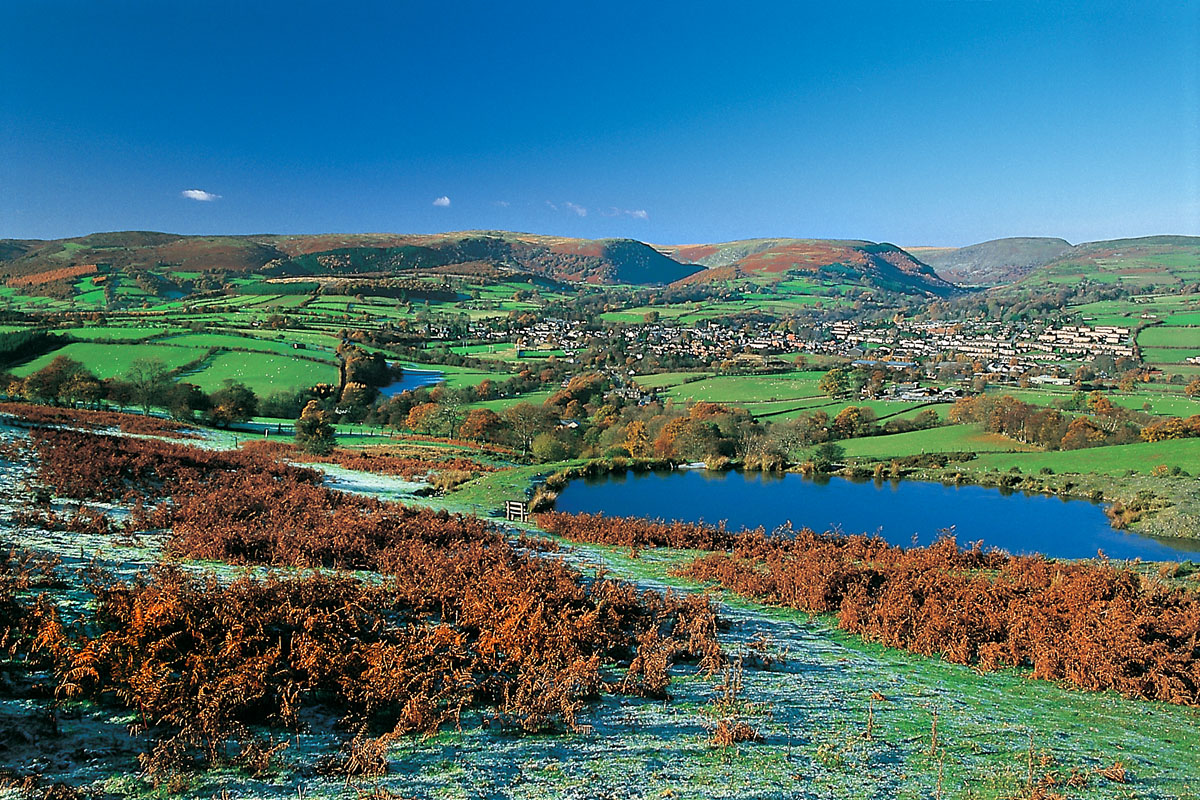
[2, 1, 1198, 245]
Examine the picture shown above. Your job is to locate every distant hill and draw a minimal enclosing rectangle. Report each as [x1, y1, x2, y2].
[657, 238, 956, 296]
[0, 231, 703, 287]
[914, 237, 1075, 286]
[1012, 235, 1200, 291]
[266, 231, 705, 285]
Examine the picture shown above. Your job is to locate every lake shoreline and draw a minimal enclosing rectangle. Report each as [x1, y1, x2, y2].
[546, 463, 1200, 560]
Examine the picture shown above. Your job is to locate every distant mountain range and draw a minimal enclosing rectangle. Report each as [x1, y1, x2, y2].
[0, 231, 955, 297]
[2, 230, 1196, 298]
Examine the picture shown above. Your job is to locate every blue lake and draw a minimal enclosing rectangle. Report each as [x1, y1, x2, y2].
[379, 367, 444, 397]
[553, 468, 1200, 561]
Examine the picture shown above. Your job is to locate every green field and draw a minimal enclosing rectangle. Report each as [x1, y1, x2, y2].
[1142, 347, 1200, 365]
[1138, 326, 1200, 348]
[160, 332, 335, 359]
[600, 295, 835, 325]
[982, 386, 1197, 417]
[184, 351, 340, 395]
[466, 389, 558, 412]
[969, 437, 1200, 475]
[659, 371, 825, 404]
[52, 326, 178, 341]
[11, 342, 210, 379]
[630, 371, 711, 389]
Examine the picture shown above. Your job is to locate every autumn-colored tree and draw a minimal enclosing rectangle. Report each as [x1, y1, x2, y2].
[59, 370, 104, 408]
[1087, 391, 1115, 416]
[592, 403, 620, 429]
[623, 420, 651, 457]
[1186, 378, 1200, 400]
[406, 402, 443, 434]
[818, 368, 851, 398]
[458, 408, 506, 442]
[21, 356, 91, 405]
[832, 406, 877, 439]
[1060, 416, 1106, 450]
[1140, 415, 1200, 443]
[655, 416, 722, 461]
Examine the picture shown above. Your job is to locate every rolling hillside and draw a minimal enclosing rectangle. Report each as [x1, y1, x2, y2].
[1015, 235, 1200, 291]
[658, 238, 956, 296]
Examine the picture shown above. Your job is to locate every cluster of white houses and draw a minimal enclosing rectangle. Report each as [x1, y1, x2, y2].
[818, 320, 1135, 367]
[424, 313, 1139, 375]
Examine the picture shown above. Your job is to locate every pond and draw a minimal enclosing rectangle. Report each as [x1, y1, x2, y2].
[379, 367, 444, 396]
[553, 468, 1200, 561]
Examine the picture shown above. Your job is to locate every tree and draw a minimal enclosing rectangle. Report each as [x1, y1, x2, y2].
[22, 356, 90, 405]
[623, 420, 651, 457]
[531, 432, 571, 462]
[832, 406, 877, 439]
[1186, 378, 1200, 400]
[503, 402, 555, 453]
[458, 408, 506, 442]
[125, 358, 173, 415]
[1061, 416, 1106, 450]
[295, 400, 337, 455]
[818, 368, 851, 398]
[406, 402, 443, 434]
[164, 382, 209, 421]
[654, 416, 722, 461]
[206, 381, 258, 427]
[811, 442, 845, 472]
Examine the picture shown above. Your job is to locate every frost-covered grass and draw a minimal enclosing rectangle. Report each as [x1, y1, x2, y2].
[2, 423, 1198, 799]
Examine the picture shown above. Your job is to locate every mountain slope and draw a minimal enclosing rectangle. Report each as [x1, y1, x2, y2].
[658, 238, 956, 296]
[0, 231, 703, 287]
[915, 237, 1074, 286]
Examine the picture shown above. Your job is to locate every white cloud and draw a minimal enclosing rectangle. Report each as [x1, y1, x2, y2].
[432, 196, 451, 207]
[564, 201, 588, 217]
[494, 200, 510, 207]
[181, 189, 220, 202]
[602, 206, 650, 220]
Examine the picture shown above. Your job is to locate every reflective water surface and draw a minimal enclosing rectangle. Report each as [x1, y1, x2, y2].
[554, 468, 1200, 561]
